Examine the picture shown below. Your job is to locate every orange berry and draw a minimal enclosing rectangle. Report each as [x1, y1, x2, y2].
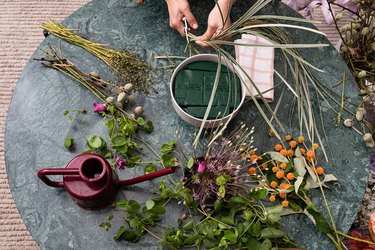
[270, 181, 278, 188]
[279, 183, 291, 190]
[269, 195, 276, 202]
[282, 200, 289, 207]
[300, 148, 306, 155]
[257, 156, 263, 161]
[280, 149, 288, 156]
[250, 155, 258, 162]
[289, 140, 297, 148]
[249, 150, 256, 155]
[312, 143, 319, 150]
[248, 167, 257, 175]
[241, 153, 247, 159]
[261, 163, 268, 170]
[287, 172, 295, 180]
[287, 149, 294, 157]
[306, 150, 315, 158]
[274, 144, 283, 151]
[276, 170, 285, 179]
[285, 135, 292, 141]
[280, 163, 287, 169]
[298, 136, 305, 144]
[316, 167, 324, 175]
[272, 166, 279, 173]
[279, 193, 286, 199]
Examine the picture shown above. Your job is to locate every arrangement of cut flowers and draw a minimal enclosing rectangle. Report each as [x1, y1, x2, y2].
[32, 0, 375, 249]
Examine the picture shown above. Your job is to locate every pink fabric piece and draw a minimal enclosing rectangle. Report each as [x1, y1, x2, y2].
[234, 34, 275, 102]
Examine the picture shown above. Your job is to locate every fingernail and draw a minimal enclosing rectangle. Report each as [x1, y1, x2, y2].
[192, 23, 198, 29]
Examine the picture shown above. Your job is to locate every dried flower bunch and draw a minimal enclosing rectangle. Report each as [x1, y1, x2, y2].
[41, 20, 154, 94]
[34, 44, 143, 119]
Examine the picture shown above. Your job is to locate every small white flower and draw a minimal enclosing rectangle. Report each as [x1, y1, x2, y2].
[344, 119, 353, 127]
[363, 133, 373, 142]
[356, 107, 366, 121]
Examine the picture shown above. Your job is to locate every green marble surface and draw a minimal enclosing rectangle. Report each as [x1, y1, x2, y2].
[4, 0, 369, 249]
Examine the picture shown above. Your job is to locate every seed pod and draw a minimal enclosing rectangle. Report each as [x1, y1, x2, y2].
[358, 70, 367, 79]
[363, 133, 373, 142]
[127, 95, 136, 105]
[106, 96, 114, 104]
[366, 139, 375, 148]
[344, 119, 353, 127]
[124, 83, 134, 92]
[117, 92, 128, 103]
[89, 72, 100, 78]
[361, 27, 370, 36]
[115, 102, 123, 109]
[134, 106, 144, 116]
[356, 107, 366, 121]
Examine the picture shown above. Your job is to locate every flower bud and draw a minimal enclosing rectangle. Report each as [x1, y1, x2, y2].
[127, 95, 136, 105]
[363, 133, 373, 142]
[106, 96, 114, 104]
[344, 119, 353, 127]
[358, 70, 367, 79]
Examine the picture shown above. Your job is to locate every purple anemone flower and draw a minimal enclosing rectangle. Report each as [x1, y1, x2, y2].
[93, 102, 107, 113]
[115, 157, 127, 170]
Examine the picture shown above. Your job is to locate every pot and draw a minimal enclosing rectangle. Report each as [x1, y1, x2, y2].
[37, 153, 177, 210]
[170, 54, 246, 128]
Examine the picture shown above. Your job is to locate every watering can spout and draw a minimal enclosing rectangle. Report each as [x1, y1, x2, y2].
[118, 166, 178, 186]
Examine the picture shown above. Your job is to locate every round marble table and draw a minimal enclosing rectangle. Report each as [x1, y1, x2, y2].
[5, 0, 369, 249]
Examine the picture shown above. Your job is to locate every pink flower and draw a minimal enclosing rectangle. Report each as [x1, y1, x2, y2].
[93, 102, 107, 113]
[197, 161, 206, 174]
[115, 157, 127, 170]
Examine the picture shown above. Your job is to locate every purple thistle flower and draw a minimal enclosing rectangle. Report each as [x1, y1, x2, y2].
[93, 102, 107, 113]
[115, 156, 127, 170]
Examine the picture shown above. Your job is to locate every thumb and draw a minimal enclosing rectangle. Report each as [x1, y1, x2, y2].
[196, 26, 215, 48]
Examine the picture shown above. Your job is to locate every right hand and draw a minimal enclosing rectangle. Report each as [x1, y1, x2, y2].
[165, 0, 199, 37]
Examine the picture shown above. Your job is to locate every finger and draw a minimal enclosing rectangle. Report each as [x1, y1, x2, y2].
[195, 26, 216, 48]
[183, 10, 198, 29]
[170, 16, 186, 37]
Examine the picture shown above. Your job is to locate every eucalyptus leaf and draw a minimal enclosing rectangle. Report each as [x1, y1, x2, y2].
[266, 151, 288, 163]
[294, 176, 304, 194]
[323, 174, 337, 183]
[293, 157, 306, 176]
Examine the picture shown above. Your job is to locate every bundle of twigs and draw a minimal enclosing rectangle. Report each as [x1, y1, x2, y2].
[41, 20, 153, 94]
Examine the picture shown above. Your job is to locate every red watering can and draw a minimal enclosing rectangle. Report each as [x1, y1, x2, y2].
[37, 153, 177, 210]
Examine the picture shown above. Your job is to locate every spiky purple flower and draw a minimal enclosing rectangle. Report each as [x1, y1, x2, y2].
[115, 156, 127, 170]
[93, 102, 107, 113]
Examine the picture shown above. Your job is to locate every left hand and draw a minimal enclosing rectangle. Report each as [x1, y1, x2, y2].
[196, 0, 235, 48]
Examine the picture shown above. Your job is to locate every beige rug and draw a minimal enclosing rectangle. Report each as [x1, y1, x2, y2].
[0, 1, 346, 249]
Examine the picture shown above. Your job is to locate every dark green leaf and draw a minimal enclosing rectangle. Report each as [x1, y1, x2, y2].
[222, 229, 237, 243]
[255, 189, 268, 200]
[144, 163, 156, 174]
[183, 220, 194, 230]
[214, 199, 224, 211]
[107, 215, 113, 221]
[143, 120, 154, 133]
[113, 226, 126, 240]
[64, 137, 74, 149]
[106, 119, 115, 136]
[245, 236, 261, 250]
[137, 117, 145, 126]
[99, 221, 112, 231]
[130, 217, 140, 228]
[243, 210, 253, 221]
[261, 238, 272, 250]
[228, 196, 248, 205]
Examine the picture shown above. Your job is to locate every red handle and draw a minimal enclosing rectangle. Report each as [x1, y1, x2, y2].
[37, 168, 79, 188]
[118, 167, 178, 186]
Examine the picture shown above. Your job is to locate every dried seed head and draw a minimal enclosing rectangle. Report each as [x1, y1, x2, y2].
[115, 101, 123, 109]
[344, 119, 353, 127]
[358, 70, 367, 79]
[356, 107, 366, 121]
[106, 96, 114, 104]
[134, 106, 144, 116]
[117, 92, 128, 103]
[366, 140, 375, 148]
[124, 83, 134, 92]
[363, 133, 373, 142]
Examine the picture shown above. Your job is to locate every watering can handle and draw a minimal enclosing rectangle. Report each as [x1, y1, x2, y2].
[37, 168, 79, 188]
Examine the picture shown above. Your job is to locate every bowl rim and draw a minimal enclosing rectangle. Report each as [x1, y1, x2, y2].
[169, 54, 246, 127]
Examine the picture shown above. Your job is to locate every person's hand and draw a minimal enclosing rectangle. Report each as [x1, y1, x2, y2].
[196, 0, 234, 48]
[165, 0, 199, 37]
